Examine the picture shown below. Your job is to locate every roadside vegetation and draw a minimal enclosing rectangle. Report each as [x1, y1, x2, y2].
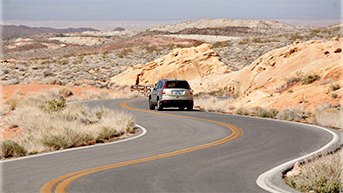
[1, 88, 136, 159]
[285, 150, 342, 193]
[195, 97, 342, 129]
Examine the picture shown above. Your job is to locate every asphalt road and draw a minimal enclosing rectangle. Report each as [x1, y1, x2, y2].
[2, 98, 340, 193]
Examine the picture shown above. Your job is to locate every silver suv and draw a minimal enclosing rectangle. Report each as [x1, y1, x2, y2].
[149, 79, 193, 111]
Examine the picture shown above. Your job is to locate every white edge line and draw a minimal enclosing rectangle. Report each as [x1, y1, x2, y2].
[210, 111, 341, 193]
[1, 124, 147, 163]
[256, 123, 340, 193]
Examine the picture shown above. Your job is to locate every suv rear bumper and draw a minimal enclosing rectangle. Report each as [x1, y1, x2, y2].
[160, 100, 193, 107]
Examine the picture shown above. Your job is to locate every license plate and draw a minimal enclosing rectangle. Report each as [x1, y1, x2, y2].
[174, 91, 181, 95]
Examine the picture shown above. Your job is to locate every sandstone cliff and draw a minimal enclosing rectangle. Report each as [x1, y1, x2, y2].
[110, 43, 231, 86]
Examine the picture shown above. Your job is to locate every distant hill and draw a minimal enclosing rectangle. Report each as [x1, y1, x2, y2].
[1, 25, 98, 39]
[113, 27, 125, 31]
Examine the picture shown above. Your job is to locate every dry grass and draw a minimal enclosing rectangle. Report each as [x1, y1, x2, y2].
[195, 98, 342, 130]
[67, 87, 142, 102]
[194, 97, 235, 112]
[286, 150, 342, 193]
[312, 107, 342, 129]
[2, 89, 135, 158]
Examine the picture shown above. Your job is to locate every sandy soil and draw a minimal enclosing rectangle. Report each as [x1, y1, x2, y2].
[1, 84, 115, 101]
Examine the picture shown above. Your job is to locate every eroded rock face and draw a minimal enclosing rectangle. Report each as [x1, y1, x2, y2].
[110, 43, 231, 86]
[191, 38, 342, 111]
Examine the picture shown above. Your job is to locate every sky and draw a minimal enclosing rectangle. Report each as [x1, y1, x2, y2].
[1, 0, 341, 30]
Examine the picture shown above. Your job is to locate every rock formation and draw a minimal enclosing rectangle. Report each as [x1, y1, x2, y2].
[110, 43, 231, 86]
[191, 38, 342, 111]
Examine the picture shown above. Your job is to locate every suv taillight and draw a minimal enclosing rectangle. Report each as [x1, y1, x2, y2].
[187, 82, 193, 95]
[162, 82, 167, 94]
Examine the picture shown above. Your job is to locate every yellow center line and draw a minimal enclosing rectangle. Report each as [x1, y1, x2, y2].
[40, 99, 244, 193]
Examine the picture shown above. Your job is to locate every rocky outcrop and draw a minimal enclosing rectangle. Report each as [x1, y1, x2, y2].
[191, 38, 342, 111]
[110, 43, 231, 86]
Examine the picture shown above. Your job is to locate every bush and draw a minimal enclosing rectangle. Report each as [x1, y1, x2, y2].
[41, 134, 69, 150]
[5, 97, 22, 110]
[235, 107, 250, 116]
[2, 92, 135, 156]
[331, 93, 338, 99]
[194, 97, 234, 112]
[58, 87, 74, 98]
[277, 76, 302, 93]
[276, 108, 302, 121]
[2, 140, 27, 158]
[301, 73, 320, 85]
[116, 48, 133, 58]
[42, 99, 66, 112]
[252, 107, 279, 118]
[287, 150, 342, 193]
[329, 83, 341, 91]
[313, 108, 341, 129]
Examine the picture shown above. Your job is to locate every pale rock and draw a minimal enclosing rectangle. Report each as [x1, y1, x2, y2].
[110, 43, 231, 86]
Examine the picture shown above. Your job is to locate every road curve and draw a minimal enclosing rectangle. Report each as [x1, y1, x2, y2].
[2, 98, 340, 193]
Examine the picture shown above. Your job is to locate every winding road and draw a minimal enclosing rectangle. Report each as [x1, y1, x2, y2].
[2, 98, 341, 193]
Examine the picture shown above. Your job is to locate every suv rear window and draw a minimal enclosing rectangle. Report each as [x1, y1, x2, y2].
[166, 81, 189, 89]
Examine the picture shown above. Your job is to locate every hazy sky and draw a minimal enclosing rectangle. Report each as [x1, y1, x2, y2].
[1, 0, 341, 29]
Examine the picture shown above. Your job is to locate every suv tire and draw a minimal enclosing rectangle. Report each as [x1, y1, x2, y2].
[157, 99, 163, 111]
[187, 106, 193, 111]
[149, 99, 155, 110]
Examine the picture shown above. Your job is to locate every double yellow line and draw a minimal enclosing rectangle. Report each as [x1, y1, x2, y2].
[40, 99, 243, 193]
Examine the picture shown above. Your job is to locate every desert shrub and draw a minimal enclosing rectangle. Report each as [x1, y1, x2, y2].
[238, 38, 250, 45]
[116, 48, 133, 58]
[41, 99, 66, 113]
[143, 45, 162, 54]
[313, 107, 341, 129]
[194, 97, 234, 112]
[301, 73, 320, 85]
[276, 108, 302, 121]
[2, 93, 135, 155]
[58, 87, 74, 98]
[287, 150, 342, 193]
[41, 134, 69, 150]
[96, 127, 120, 142]
[288, 33, 305, 41]
[213, 41, 231, 48]
[331, 93, 338, 99]
[235, 107, 250, 116]
[329, 83, 341, 91]
[2, 140, 27, 158]
[277, 76, 302, 93]
[252, 107, 279, 118]
[5, 97, 22, 110]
